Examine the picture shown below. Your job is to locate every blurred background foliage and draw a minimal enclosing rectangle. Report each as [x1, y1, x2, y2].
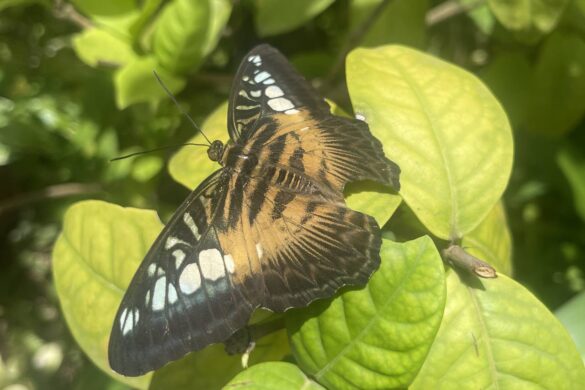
[0, 0, 584, 388]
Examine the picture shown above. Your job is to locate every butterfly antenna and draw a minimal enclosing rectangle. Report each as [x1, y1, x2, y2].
[153, 70, 212, 145]
[110, 142, 208, 162]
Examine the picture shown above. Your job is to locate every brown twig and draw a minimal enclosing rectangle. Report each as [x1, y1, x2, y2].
[443, 244, 497, 278]
[53, 0, 93, 29]
[426, 0, 486, 26]
[0, 183, 102, 216]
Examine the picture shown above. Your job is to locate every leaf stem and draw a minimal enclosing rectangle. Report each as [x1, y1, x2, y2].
[443, 244, 497, 278]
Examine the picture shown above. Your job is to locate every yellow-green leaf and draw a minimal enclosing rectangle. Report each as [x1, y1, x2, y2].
[53, 200, 159, 389]
[347, 45, 513, 240]
[411, 271, 585, 389]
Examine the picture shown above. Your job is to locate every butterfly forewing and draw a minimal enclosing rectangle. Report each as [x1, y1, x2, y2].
[108, 171, 254, 376]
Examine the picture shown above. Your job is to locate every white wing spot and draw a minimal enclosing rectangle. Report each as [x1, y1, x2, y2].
[199, 248, 226, 281]
[179, 263, 201, 294]
[256, 243, 264, 259]
[119, 308, 128, 331]
[263, 78, 275, 85]
[152, 276, 166, 311]
[168, 283, 178, 304]
[254, 71, 270, 83]
[147, 263, 156, 277]
[173, 249, 186, 270]
[355, 113, 366, 121]
[224, 254, 236, 274]
[243, 75, 249, 82]
[183, 212, 201, 240]
[121, 308, 139, 335]
[165, 236, 189, 249]
[250, 90, 261, 98]
[145, 290, 151, 306]
[265, 85, 284, 98]
[285, 109, 299, 115]
[248, 55, 261, 65]
[268, 97, 294, 112]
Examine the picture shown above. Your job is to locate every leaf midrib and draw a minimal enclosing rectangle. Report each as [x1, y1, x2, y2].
[385, 52, 459, 238]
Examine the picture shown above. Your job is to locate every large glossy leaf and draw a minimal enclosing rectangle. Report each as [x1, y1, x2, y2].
[168, 101, 401, 227]
[73, 28, 136, 68]
[114, 56, 186, 109]
[254, 0, 335, 37]
[488, 0, 569, 36]
[52, 201, 159, 389]
[558, 145, 585, 222]
[525, 31, 585, 136]
[152, 0, 231, 74]
[223, 362, 325, 390]
[347, 45, 513, 240]
[555, 291, 585, 361]
[411, 271, 585, 389]
[350, 0, 428, 48]
[287, 236, 446, 389]
[462, 201, 513, 275]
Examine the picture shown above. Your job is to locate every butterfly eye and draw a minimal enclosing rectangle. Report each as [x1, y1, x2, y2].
[207, 140, 224, 162]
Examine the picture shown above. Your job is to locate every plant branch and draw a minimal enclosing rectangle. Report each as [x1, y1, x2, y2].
[0, 183, 102, 216]
[443, 244, 497, 278]
[426, 0, 486, 26]
[53, 0, 93, 29]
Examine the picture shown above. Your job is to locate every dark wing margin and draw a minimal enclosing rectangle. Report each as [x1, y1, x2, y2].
[227, 44, 330, 142]
[108, 170, 255, 377]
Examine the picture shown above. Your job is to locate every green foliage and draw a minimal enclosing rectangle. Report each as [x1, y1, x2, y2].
[225, 362, 325, 389]
[2, 1, 585, 389]
[412, 272, 585, 388]
[347, 46, 513, 240]
[287, 237, 445, 389]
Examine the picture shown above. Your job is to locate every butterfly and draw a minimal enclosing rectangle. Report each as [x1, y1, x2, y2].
[108, 44, 400, 376]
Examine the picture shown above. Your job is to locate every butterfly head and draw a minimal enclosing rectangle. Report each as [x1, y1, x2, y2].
[207, 140, 225, 163]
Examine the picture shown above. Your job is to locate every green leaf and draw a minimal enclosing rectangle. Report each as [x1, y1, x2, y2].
[131, 155, 163, 182]
[254, 0, 335, 37]
[349, 0, 428, 48]
[462, 201, 513, 275]
[488, 0, 569, 36]
[525, 31, 585, 136]
[151, 330, 290, 390]
[287, 236, 446, 389]
[223, 362, 325, 390]
[114, 56, 186, 109]
[72, 0, 141, 39]
[152, 0, 232, 74]
[52, 200, 158, 389]
[411, 271, 585, 389]
[0, 0, 49, 11]
[347, 45, 513, 240]
[558, 145, 585, 222]
[73, 28, 136, 68]
[555, 291, 585, 361]
[169, 101, 401, 226]
[457, 0, 495, 35]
